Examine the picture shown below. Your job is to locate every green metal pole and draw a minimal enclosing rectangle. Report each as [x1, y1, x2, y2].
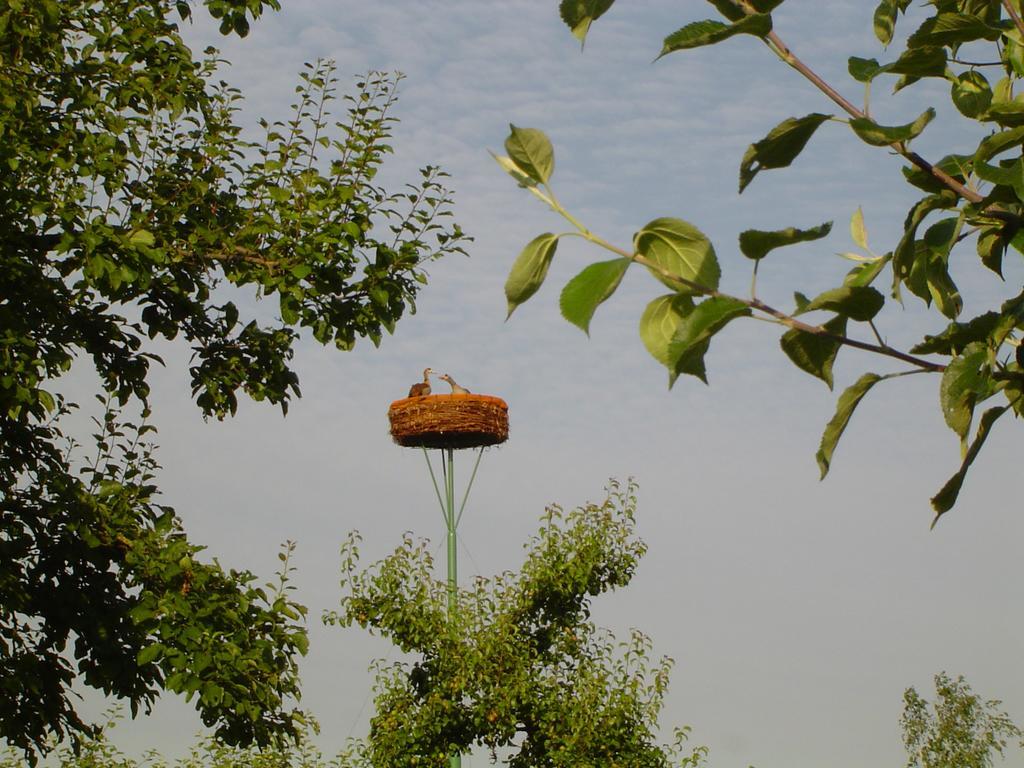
[444, 448, 461, 768]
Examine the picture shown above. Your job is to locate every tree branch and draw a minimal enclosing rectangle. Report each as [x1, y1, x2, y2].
[1003, 0, 1024, 40]
[733, 2, 985, 205]
[586, 231, 946, 374]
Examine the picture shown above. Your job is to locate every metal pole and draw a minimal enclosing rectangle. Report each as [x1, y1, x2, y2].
[443, 447, 461, 768]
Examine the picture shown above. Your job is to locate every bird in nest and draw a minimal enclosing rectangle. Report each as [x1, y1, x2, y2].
[408, 368, 434, 398]
[439, 373, 470, 394]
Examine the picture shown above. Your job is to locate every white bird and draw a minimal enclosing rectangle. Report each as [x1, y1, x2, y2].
[439, 373, 470, 394]
[408, 368, 434, 397]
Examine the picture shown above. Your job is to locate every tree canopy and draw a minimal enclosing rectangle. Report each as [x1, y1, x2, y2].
[497, 0, 1024, 523]
[902, 672, 1023, 768]
[0, 0, 466, 759]
[326, 480, 707, 768]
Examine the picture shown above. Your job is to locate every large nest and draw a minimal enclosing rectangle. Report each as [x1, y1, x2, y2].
[388, 394, 509, 449]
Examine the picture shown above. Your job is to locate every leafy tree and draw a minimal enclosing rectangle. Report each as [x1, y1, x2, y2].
[496, 0, 1024, 523]
[0, 706, 333, 768]
[901, 672, 1023, 768]
[325, 480, 708, 768]
[0, 0, 466, 759]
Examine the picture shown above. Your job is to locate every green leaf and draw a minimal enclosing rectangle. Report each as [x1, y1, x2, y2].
[849, 108, 935, 147]
[634, 217, 720, 294]
[843, 255, 890, 288]
[798, 285, 886, 322]
[748, 0, 784, 9]
[907, 13, 1001, 47]
[817, 373, 887, 478]
[738, 221, 832, 261]
[848, 56, 887, 83]
[505, 233, 560, 318]
[940, 342, 991, 440]
[911, 312, 1002, 355]
[659, 14, 772, 57]
[559, 0, 616, 44]
[639, 294, 696, 385]
[850, 207, 868, 251]
[981, 100, 1024, 126]
[137, 643, 164, 666]
[705, 0, 744, 20]
[951, 70, 992, 118]
[667, 296, 750, 381]
[492, 152, 541, 190]
[129, 229, 155, 246]
[931, 406, 1008, 522]
[975, 156, 1024, 201]
[911, 217, 963, 320]
[887, 46, 948, 85]
[976, 226, 1005, 277]
[779, 315, 847, 389]
[892, 192, 958, 292]
[559, 258, 631, 334]
[902, 154, 971, 193]
[739, 113, 831, 193]
[974, 126, 1024, 165]
[873, 0, 900, 45]
[504, 125, 554, 185]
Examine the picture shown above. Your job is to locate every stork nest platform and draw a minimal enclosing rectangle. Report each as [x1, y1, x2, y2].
[388, 394, 509, 449]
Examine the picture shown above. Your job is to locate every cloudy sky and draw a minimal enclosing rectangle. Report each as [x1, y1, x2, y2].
[76, 1, 1023, 767]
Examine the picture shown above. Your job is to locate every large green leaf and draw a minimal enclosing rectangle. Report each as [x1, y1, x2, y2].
[975, 156, 1024, 202]
[504, 125, 554, 185]
[505, 233, 560, 318]
[849, 108, 935, 147]
[973, 126, 1024, 164]
[639, 294, 699, 385]
[891, 192, 958, 293]
[739, 113, 831, 193]
[887, 46, 947, 79]
[981, 101, 1024, 126]
[659, 14, 771, 57]
[939, 341, 991, 440]
[634, 217, 720, 294]
[907, 217, 963, 320]
[639, 294, 694, 366]
[797, 285, 886, 322]
[560, 258, 631, 334]
[738, 221, 832, 261]
[931, 405, 1008, 522]
[816, 373, 888, 478]
[667, 296, 750, 381]
[907, 12, 1001, 47]
[911, 311, 1002, 355]
[779, 315, 847, 389]
[951, 70, 992, 118]
[559, 0, 616, 44]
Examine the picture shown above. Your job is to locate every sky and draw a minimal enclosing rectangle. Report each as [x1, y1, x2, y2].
[69, 1, 1024, 767]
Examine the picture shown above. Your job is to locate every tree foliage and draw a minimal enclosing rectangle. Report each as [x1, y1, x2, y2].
[325, 480, 708, 768]
[496, 0, 1024, 523]
[0, 0, 466, 759]
[901, 672, 1023, 768]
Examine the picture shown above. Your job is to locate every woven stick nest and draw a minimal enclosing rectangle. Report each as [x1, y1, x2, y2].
[388, 394, 509, 449]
